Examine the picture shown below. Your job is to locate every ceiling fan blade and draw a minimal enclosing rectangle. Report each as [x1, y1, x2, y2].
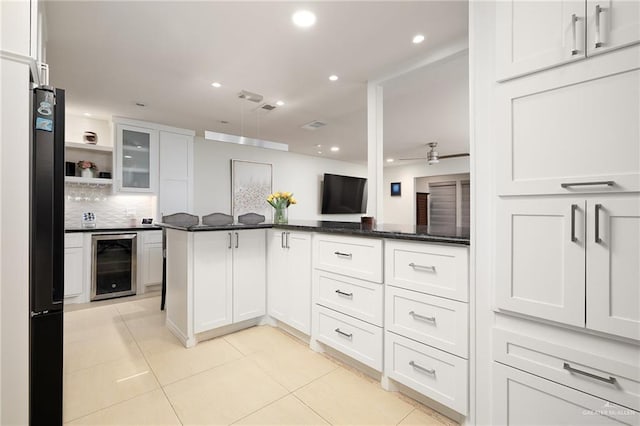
[439, 153, 470, 159]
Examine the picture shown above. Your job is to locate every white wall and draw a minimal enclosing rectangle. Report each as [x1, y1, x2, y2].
[65, 114, 112, 147]
[193, 137, 367, 222]
[383, 157, 470, 224]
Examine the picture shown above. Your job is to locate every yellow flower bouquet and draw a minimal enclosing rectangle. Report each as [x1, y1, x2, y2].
[266, 191, 296, 224]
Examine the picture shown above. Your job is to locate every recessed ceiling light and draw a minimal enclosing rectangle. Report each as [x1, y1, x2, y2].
[412, 34, 425, 44]
[316, 144, 322, 148]
[329, 75, 338, 82]
[83, 112, 92, 117]
[330, 146, 339, 152]
[292, 10, 316, 28]
[276, 100, 285, 106]
[211, 82, 222, 88]
[317, 151, 323, 154]
[386, 158, 394, 163]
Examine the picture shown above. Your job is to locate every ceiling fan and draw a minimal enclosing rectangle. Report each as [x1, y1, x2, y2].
[398, 142, 469, 165]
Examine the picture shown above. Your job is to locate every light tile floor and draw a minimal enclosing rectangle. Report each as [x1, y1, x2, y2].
[64, 296, 456, 425]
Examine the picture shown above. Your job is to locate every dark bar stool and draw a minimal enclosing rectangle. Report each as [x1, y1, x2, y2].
[161, 213, 199, 311]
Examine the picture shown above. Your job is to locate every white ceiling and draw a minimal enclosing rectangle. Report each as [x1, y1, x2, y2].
[45, 1, 468, 163]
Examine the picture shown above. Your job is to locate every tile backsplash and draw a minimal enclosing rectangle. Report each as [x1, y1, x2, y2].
[65, 183, 156, 228]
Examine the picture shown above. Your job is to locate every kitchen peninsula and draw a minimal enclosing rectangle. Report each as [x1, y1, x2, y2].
[163, 220, 471, 417]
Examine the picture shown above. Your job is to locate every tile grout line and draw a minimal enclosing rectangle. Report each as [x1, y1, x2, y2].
[118, 305, 184, 426]
[290, 393, 334, 425]
[228, 393, 292, 425]
[396, 408, 416, 425]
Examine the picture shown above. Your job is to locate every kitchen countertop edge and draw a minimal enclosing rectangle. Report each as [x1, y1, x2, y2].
[65, 225, 162, 233]
[158, 222, 470, 246]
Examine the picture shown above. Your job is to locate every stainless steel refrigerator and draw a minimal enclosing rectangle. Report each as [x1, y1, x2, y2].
[30, 85, 65, 424]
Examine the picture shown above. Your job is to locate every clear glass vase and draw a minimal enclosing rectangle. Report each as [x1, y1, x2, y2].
[273, 206, 288, 224]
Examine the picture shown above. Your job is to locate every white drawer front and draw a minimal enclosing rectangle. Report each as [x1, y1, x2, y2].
[385, 240, 468, 302]
[313, 234, 382, 283]
[386, 286, 468, 358]
[64, 233, 83, 248]
[385, 331, 468, 415]
[494, 328, 640, 411]
[314, 270, 383, 327]
[143, 230, 163, 244]
[315, 305, 382, 371]
[493, 363, 639, 425]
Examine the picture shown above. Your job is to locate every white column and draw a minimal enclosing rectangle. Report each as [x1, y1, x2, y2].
[367, 82, 384, 222]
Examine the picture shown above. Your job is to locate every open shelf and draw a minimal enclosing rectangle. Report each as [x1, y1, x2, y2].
[65, 141, 113, 152]
[65, 176, 113, 185]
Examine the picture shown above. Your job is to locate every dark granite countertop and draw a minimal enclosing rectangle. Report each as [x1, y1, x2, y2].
[65, 225, 162, 233]
[159, 220, 469, 245]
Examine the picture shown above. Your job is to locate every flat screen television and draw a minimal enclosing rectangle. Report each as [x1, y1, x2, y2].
[321, 173, 367, 214]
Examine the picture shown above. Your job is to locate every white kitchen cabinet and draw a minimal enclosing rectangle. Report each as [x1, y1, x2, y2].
[192, 229, 265, 334]
[233, 229, 266, 322]
[64, 234, 84, 298]
[385, 285, 469, 358]
[114, 119, 194, 208]
[315, 305, 383, 371]
[0, 0, 39, 60]
[497, 195, 640, 340]
[313, 234, 383, 283]
[496, 48, 640, 196]
[382, 240, 470, 415]
[496, 0, 586, 80]
[586, 0, 640, 57]
[385, 332, 468, 415]
[115, 123, 158, 193]
[496, 197, 586, 327]
[159, 131, 193, 217]
[493, 362, 638, 425]
[586, 198, 640, 341]
[385, 239, 469, 303]
[493, 326, 640, 412]
[496, 0, 640, 80]
[193, 231, 233, 333]
[267, 230, 312, 334]
[311, 234, 384, 371]
[141, 231, 162, 288]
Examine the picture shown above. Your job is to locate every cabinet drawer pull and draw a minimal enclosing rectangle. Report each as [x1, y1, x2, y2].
[409, 311, 436, 323]
[409, 361, 435, 375]
[571, 14, 579, 55]
[334, 251, 352, 258]
[334, 328, 352, 339]
[563, 362, 616, 385]
[235, 232, 239, 248]
[281, 232, 285, 249]
[409, 262, 436, 272]
[595, 204, 602, 243]
[594, 4, 604, 48]
[560, 181, 614, 188]
[228, 232, 232, 249]
[570, 204, 578, 243]
[335, 289, 353, 298]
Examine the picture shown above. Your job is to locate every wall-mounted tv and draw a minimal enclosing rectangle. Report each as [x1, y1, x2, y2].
[321, 173, 367, 214]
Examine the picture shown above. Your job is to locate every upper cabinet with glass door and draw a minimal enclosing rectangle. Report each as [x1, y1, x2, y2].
[115, 123, 159, 193]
